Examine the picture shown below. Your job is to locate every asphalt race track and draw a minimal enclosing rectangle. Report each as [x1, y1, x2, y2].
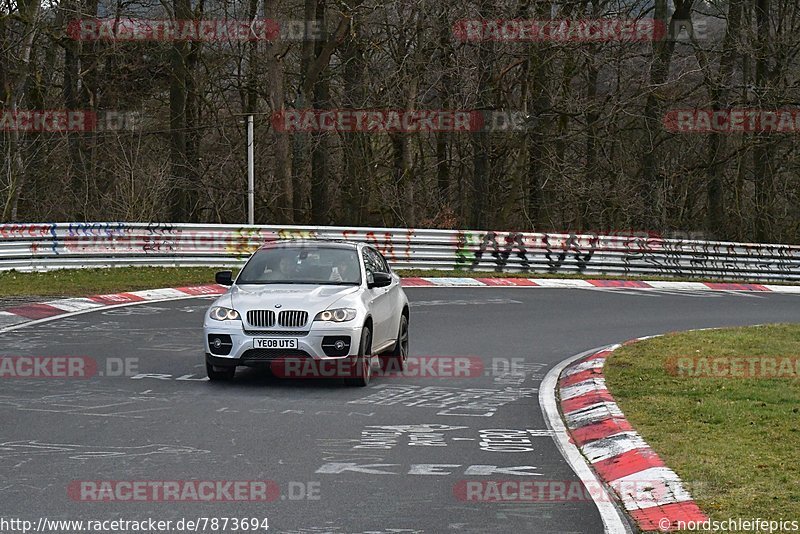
[2, 287, 800, 533]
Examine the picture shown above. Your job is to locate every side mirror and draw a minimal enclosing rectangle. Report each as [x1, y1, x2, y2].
[215, 270, 233, 286]
[368, 271, 392, 289]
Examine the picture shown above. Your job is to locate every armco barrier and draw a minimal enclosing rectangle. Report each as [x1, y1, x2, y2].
[0, 222, 799, 281]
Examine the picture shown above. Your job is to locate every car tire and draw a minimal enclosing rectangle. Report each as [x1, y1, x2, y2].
[206, 362, 236, 381]
[345, 327, 372, 387]
[380, 314, 409, 373]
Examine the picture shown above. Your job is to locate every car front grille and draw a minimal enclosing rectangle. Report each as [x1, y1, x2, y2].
[243, 330, 309, 337]
[247, 310, 276, 328]
[278, 310, 308, 328]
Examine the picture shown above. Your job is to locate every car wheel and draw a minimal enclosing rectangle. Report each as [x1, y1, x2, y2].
[206, 362, 236, 381]
[345, 327, 372, 387]
[380, 314, 408, 373]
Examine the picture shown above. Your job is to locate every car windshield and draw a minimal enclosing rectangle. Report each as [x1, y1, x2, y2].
[236, 246, 362, 285]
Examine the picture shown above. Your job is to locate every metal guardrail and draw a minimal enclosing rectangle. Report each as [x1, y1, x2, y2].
[1, 222, 799, 281]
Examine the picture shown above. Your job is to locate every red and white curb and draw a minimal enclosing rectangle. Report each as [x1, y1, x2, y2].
[557, 339, 707, 532]
[401, 277, 800, 292]
[0, 285, 227, 333]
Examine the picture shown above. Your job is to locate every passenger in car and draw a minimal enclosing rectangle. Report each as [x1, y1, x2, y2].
[329, 257, 357, 283]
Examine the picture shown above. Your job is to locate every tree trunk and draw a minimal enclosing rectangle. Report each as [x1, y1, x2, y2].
[298, 0, 350, 225]
[340, 5, 368, 226]
[63, 2, 86, 206]
[434, 3, 453, 208]
[517, 0, 551, 230]
[705, 0, 743, 237]
[753, 0, 773, 242]
[265, 0, 292, 224]
[168, 0, 192, 221]
[639, 0, 694, 229]
[470, 0, 495, 229]
[3, 0, 40, 221]
[310, 76, 330, 224]
[185, 25, 202, 222]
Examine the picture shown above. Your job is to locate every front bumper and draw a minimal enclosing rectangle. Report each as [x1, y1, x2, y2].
[203, 320, 363, 367]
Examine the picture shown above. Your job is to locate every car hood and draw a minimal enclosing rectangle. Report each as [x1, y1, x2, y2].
[229, 284, 359, 312]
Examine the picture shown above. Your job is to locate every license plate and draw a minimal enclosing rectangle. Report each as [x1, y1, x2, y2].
[254, 338, 298, 350]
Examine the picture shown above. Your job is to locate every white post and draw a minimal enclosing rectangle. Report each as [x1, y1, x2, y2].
[247, 115, 255, 225]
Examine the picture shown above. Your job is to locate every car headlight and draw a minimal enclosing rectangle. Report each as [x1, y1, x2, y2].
[209, 307, 241, 321]
[314, 308, 356, 322]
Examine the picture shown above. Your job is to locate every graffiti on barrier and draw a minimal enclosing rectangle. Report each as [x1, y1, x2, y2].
[1, 223, 798, 279]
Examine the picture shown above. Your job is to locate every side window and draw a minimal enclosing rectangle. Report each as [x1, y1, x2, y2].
[362, 248, 385, 275]
[376, 251, 391, 273]
[361, 249, 373, 276]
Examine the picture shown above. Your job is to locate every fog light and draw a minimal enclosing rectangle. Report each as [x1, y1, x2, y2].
[208, 334, 233, 356]
[321, 336, 351, 357]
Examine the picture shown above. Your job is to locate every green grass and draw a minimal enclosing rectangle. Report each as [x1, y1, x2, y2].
[0, 267, 227, 297]
[604, 325, 800, 530]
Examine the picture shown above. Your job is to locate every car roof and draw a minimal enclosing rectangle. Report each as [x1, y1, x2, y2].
[257, 239, 361, 251]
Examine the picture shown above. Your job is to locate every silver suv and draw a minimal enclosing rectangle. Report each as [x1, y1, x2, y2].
[204, 240, 409, 386]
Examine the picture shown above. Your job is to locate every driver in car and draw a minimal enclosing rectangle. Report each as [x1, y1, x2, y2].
[265, 254, 296, 281]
